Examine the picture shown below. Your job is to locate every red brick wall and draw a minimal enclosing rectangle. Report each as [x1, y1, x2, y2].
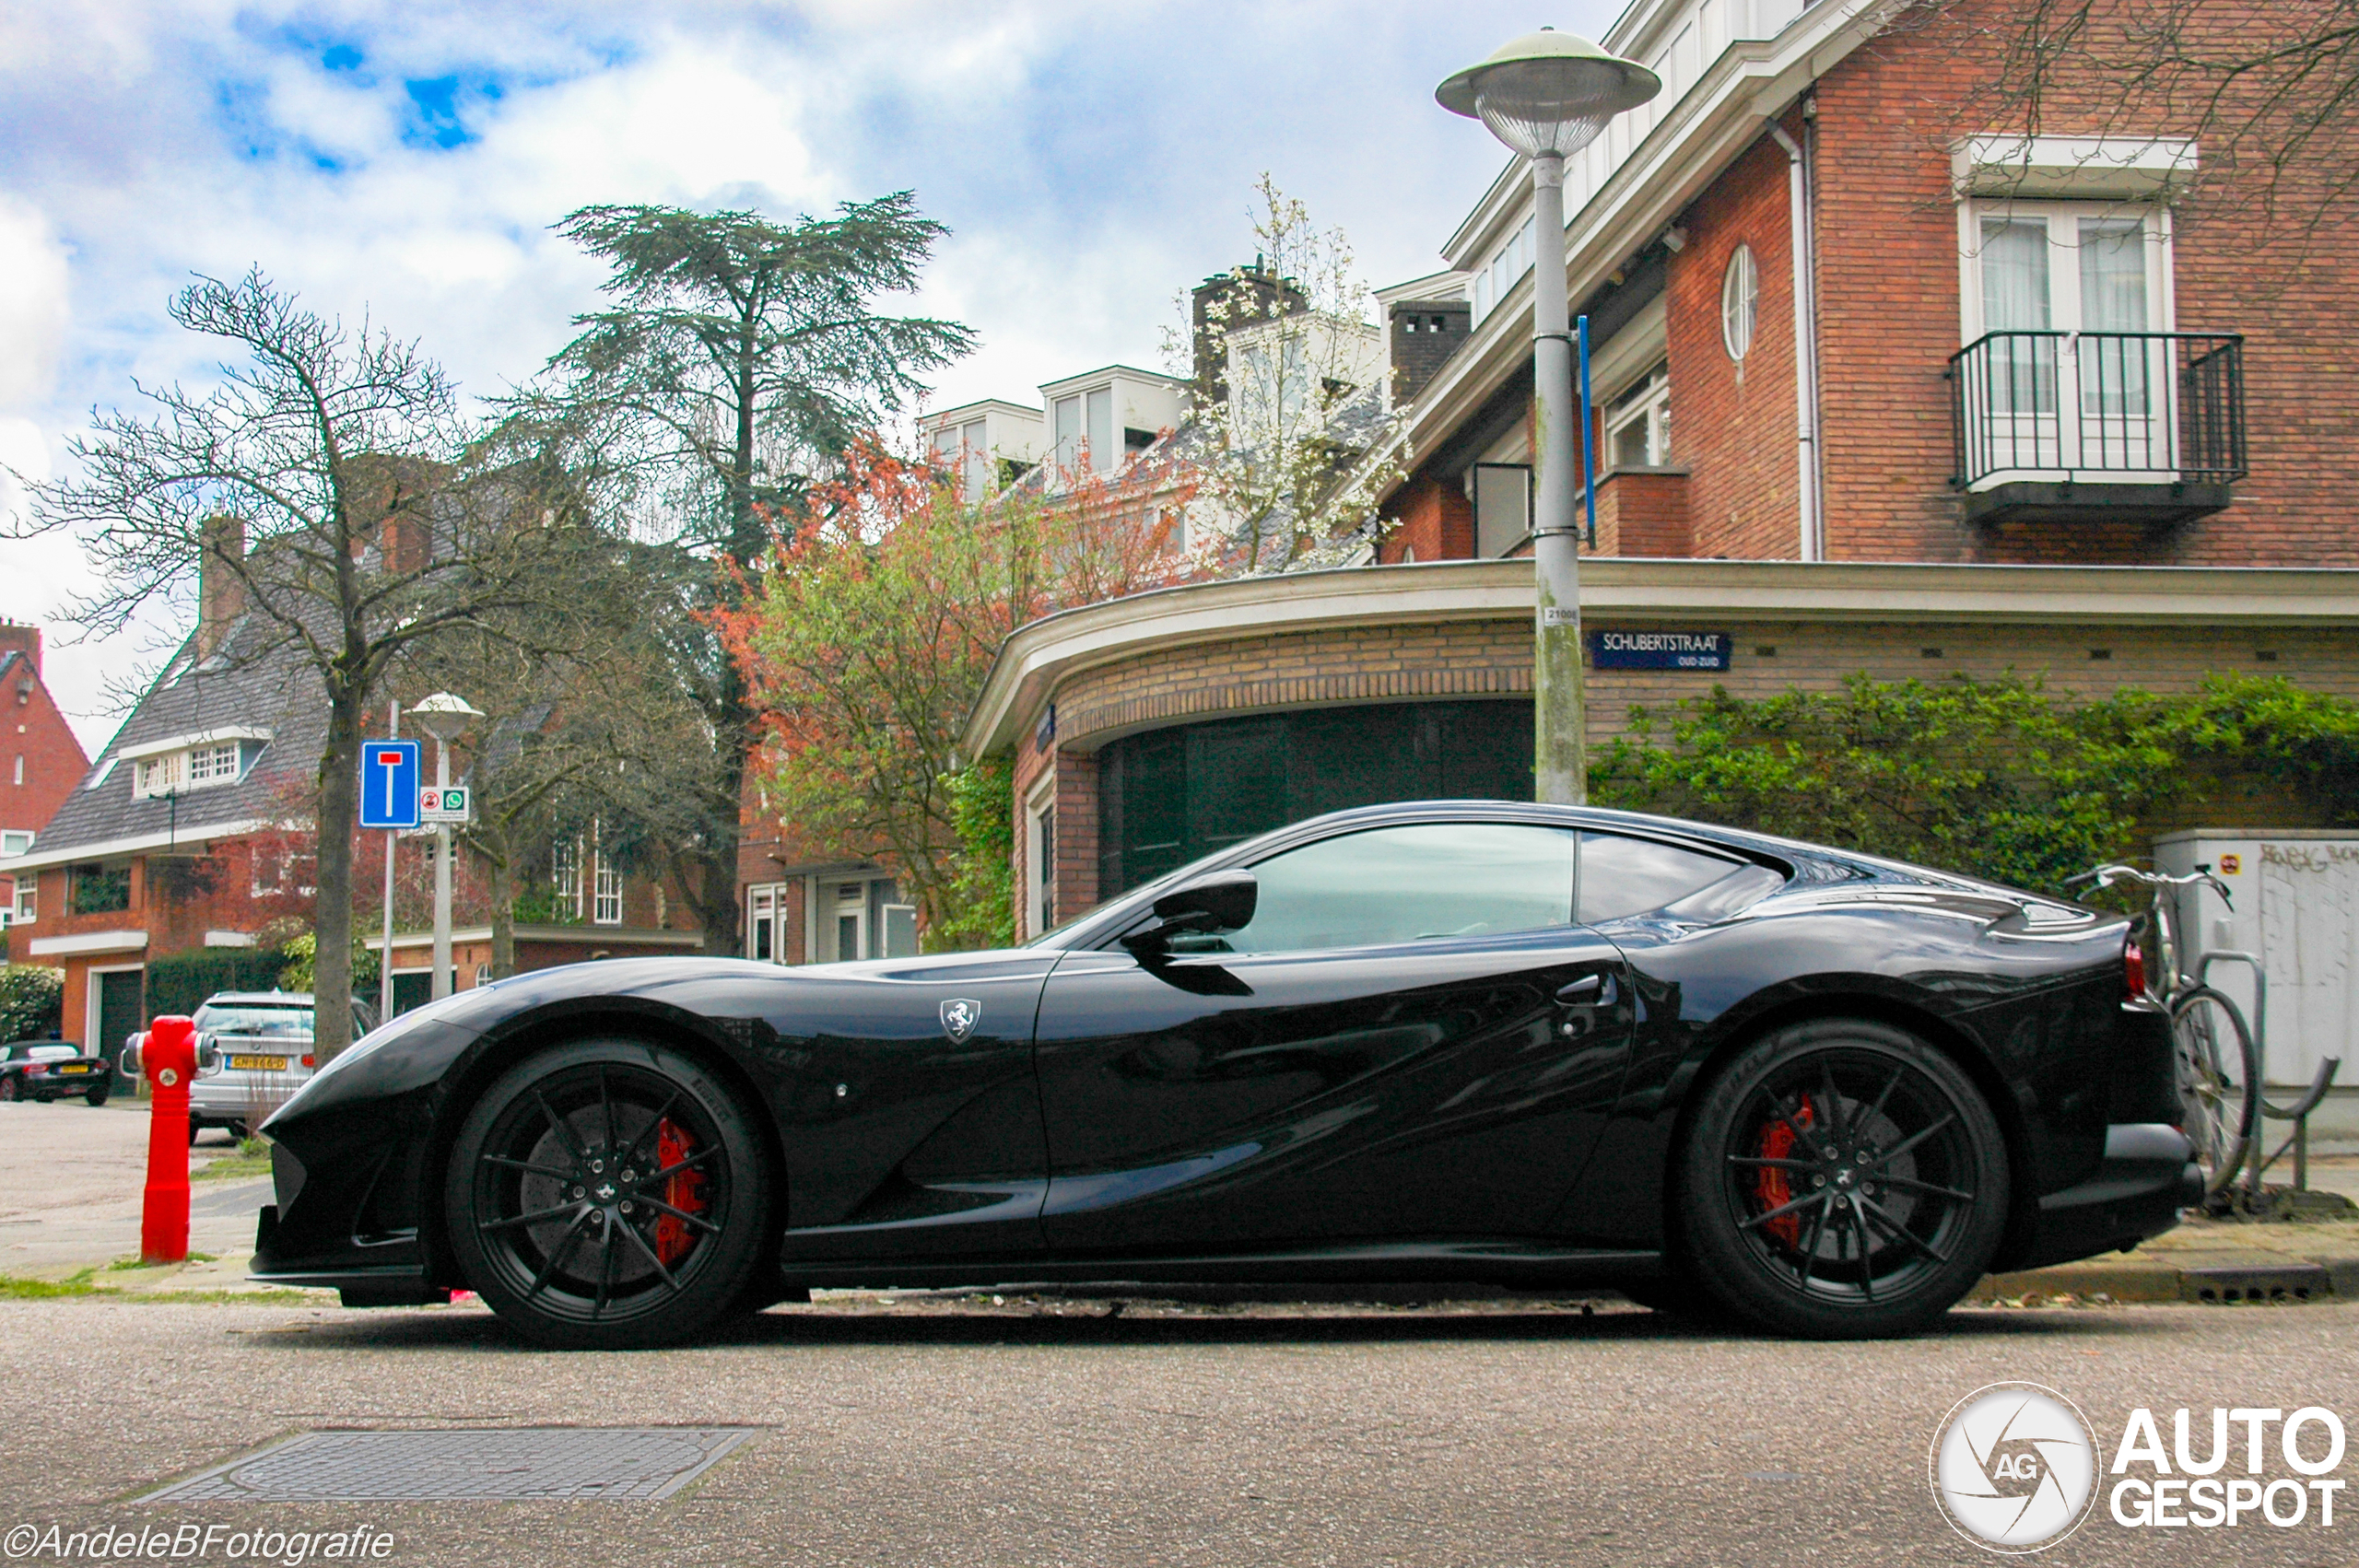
[1594, 470, 1693, 558]
[1812, 0, 2359, 566]
[1378, 472, 1475, 563]
[1667, 125, 1805, 560]
[0, 629, 90, 845]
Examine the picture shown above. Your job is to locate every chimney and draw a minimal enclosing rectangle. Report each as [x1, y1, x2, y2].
[0, 622, 37, 676]
[1190, 259, 1307, 409]
[196, 515, 247, 660]
[1388, 297, 1473, 406]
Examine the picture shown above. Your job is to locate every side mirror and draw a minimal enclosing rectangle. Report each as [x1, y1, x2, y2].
[120, 1032, 146, 1077]
[1121, 870, 1258, 957]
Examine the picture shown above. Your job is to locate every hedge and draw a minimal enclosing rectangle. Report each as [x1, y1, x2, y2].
[144, 948, 293, 1021]
[1590, 673, 2359, 897]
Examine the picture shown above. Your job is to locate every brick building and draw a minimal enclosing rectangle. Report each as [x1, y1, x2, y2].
[1, 544, 698, 1061]
[957, 0, 2359, 1054]
[0, 624, 89, 930]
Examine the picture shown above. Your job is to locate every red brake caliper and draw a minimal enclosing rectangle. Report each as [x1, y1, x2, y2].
[1754, 1100, 1813, 1248]
[651, 1118, 707, 1267]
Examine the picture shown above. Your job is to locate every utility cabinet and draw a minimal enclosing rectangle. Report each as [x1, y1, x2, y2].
[2154, 832, 2357, 1107]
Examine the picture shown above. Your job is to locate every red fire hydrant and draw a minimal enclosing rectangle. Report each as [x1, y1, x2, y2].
[140, 1015, 197, 1264]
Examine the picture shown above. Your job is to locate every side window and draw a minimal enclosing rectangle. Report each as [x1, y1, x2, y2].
[1223, 823, 1580, 955]
[1577, 832, 1753, 922]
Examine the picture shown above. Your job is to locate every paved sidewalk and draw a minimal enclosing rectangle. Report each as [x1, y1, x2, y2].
[0, 1098, 316, 1295]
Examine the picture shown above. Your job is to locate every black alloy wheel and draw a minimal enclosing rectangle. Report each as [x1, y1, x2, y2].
[445, 1039, 773, 1350]
[1676, 1019, 2008, 1339]
[84, 1088, 109, 1107]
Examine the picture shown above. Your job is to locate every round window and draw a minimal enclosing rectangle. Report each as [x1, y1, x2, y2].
[1721, 243, 1758, 361]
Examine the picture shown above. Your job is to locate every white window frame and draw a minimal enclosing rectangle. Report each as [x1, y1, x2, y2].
[1, 830, 30, 857]
[130, 742, 244, 800]
[593, 842, 623, 926]
[830, 879, 869, 964]
[11, 877, 32, 925]
[1957, 198, 2175, 342]
[1603, 361, 1672, 471]
[551, 837, 582, 921]
[746, 882, 788, 964]
[1721, 244, 1757, 361]
[1956, 198, 2178, 486]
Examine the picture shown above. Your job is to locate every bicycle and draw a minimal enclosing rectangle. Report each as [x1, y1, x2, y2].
[2072, 863, 2259, 1199]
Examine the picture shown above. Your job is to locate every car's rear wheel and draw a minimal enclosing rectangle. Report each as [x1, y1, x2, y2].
[85, 1088, 108, 1107]
[444, 1038, 773, 1350]
[0, 1078, 18, 1103]
[1675, 1019, 2008, 1339]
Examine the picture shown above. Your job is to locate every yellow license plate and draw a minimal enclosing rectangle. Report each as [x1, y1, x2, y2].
[57, 1064, 89, 1074]
[228, 1055, 289, 1071]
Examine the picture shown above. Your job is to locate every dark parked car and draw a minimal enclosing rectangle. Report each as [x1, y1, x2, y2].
[252, 802, 2197, 1348]
[0, 1042, 111, 1106]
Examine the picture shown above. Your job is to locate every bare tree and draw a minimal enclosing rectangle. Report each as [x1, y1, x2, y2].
[12, 271, 562, 1060]
[1939, 0, 2359, 253]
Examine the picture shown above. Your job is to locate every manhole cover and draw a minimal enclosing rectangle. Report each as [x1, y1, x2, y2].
[145, 1428, 756, 1502]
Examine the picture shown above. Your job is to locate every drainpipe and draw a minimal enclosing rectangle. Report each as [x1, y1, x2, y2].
[1767, 117, 1824, 562]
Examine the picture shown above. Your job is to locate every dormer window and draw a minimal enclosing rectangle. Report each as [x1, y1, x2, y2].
[131, 741, 247, 800]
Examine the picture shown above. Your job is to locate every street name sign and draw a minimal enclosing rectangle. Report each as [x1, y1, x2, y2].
[1586, 630, 1731, 671]
[359, 741, 421, 829]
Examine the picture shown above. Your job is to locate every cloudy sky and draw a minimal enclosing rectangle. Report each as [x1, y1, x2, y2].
[0, 0, 1619, 754]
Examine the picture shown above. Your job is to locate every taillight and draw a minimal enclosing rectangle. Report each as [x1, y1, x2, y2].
[2124, 939, 2147, 999]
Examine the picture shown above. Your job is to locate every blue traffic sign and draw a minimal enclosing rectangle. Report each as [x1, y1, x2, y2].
[359, 740, 421, 829]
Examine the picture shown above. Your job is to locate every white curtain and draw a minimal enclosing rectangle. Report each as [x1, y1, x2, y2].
[2078, 218, 2153, 420]
[1979, 218, 2054, 417]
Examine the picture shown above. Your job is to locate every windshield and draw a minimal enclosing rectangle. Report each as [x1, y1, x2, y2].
[194, 1004, 315, 1039]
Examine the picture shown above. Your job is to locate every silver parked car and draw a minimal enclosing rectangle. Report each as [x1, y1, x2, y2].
[125, 992, 377, 1142]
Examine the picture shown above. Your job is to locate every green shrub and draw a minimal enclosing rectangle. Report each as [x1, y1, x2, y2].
[1590, 673, 2359, 897]
[145, 948, 292, 1021]
[0, 965, 64, 1043]
[275, 931, 380, 994]
[927, 758, 1015, 951]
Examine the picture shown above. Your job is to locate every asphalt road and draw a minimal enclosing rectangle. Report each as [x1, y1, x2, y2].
[0, 1291, 2351, 1567]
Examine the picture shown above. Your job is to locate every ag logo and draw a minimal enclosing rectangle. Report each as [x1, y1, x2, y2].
[1930, 1383, 2098, 1553]
[939, 999, 981, 1044]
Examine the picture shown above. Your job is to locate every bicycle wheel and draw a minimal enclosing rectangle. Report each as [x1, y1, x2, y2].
[2170, 985, 2258, 1197]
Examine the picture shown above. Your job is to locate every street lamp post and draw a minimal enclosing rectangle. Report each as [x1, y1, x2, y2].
[1438, 29, 1660, 805]
[408, 692, 483, 1000]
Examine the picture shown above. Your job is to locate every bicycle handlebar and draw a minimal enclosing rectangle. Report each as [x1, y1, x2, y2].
[2075, 862, 2235, 909]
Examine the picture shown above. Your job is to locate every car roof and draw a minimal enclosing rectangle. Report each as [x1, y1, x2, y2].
[202, 992, 317, 1006]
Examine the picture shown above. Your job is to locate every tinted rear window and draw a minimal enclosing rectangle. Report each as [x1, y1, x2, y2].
[1578, 833, 1765, 922]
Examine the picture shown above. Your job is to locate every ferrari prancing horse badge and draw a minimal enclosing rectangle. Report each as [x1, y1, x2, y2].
[940, 998, 981, 1043]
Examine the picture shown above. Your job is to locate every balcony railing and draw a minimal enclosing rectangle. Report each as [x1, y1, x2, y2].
[1949, 331, 2247, 492]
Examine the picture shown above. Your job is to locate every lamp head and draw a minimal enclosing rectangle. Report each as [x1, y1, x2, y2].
[1437, 28, 1661, 160]
[408, 692, 484, 743]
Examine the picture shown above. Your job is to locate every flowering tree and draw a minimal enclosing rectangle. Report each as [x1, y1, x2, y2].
[1164, 176, 1403, 575]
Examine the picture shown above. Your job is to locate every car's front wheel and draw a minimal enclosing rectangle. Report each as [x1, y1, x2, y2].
[444, 1038, 774, 1350]
[1675, 1019, 2009, 1339]
[0, 1078, 18, 1103]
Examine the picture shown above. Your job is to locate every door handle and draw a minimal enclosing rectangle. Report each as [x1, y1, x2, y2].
[1555, 973, 1618, 1007]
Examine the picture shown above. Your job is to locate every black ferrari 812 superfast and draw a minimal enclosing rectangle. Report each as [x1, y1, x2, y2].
[253, 802, 2198, 1346]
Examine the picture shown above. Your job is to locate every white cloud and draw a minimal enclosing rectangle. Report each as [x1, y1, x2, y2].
[0, 197, 69, 409]
[0, 0, 1621, 754]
